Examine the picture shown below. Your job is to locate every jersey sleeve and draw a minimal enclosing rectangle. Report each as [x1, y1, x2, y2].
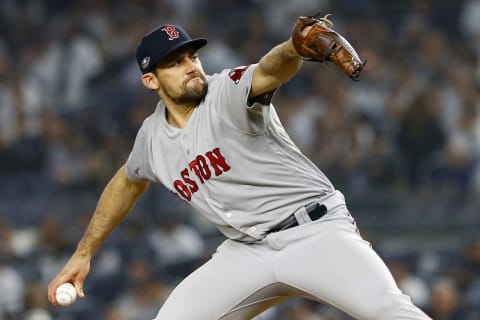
[211, 64, 275, 134]
[125, 123, 157, 182]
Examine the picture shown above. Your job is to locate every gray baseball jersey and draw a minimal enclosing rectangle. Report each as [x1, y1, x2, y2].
[125, 64, 431, 320]
[125, 64, 336, 242]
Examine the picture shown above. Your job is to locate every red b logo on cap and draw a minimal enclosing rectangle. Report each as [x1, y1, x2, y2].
[161, 26, 180, 40]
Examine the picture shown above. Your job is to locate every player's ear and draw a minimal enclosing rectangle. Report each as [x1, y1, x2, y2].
[141, 72, 160, 91]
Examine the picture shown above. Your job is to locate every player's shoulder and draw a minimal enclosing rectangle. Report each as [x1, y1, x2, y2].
[206, 68, 230, 83]
[135, 100, 163, 136]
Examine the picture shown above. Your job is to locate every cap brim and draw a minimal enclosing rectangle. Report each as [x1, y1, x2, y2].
[160, 38, 207, 62]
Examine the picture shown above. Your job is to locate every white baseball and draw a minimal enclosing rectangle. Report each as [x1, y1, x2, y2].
[55, 283, 77, 307]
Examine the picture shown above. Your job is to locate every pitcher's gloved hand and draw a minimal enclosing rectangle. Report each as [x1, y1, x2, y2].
[292, 13, 366, 80]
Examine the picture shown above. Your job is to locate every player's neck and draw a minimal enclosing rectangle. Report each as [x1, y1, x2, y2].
[164, 104, 196, 128]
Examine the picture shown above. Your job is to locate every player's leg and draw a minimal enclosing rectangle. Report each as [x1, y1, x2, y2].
[269, 206, 431, 320]
[153, 239, 288, 320]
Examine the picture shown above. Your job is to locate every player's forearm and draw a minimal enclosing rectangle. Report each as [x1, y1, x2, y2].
[251, 39, 302, 98]
[257, 39, 302, 84]
[75, 165, 149, 258]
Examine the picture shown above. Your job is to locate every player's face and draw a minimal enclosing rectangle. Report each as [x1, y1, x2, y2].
[155, 47, 208, 105]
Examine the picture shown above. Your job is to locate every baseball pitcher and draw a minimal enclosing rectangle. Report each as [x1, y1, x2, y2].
[48, 15, 431, 320]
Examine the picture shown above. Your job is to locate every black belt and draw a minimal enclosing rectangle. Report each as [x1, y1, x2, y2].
[268, 202, 327, 233]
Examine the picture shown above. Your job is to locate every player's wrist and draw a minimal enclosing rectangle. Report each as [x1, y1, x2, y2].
[284, 39, 303, 59]
[74, 244, 95, 260]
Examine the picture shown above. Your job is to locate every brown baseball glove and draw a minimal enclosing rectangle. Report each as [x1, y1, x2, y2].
[292, 13, 365, 80]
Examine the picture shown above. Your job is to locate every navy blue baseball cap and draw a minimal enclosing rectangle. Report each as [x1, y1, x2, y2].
[136, 24, 208, 74]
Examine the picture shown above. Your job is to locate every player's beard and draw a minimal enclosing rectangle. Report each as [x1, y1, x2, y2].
[165, 74, 208, 106]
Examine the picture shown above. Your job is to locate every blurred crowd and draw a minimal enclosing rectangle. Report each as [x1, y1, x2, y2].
[1, 0, 480, 319]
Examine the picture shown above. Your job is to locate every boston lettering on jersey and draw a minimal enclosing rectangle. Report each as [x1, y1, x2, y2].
[173, 147, 231, 201]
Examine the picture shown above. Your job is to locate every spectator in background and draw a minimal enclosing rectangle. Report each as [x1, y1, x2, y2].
[452, 102, 480, 159]
[429, 102, 480, 196]
[146, 211, 206, 273]
[57, 20, 103, 112]
[397, 88, 447, 189]
[43, 114, 90, 187]
[425, 277, 465, 320]
[23, 282, 53, 320]
[451, 238, 480, 316]
[431, 136, 477, 196]
[459, 0, 480, 59]
[389, 259, 430, 309]
[104, 303, 128, 320]
[113, 257, 169, 320]
[0, 250, 25, 318]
